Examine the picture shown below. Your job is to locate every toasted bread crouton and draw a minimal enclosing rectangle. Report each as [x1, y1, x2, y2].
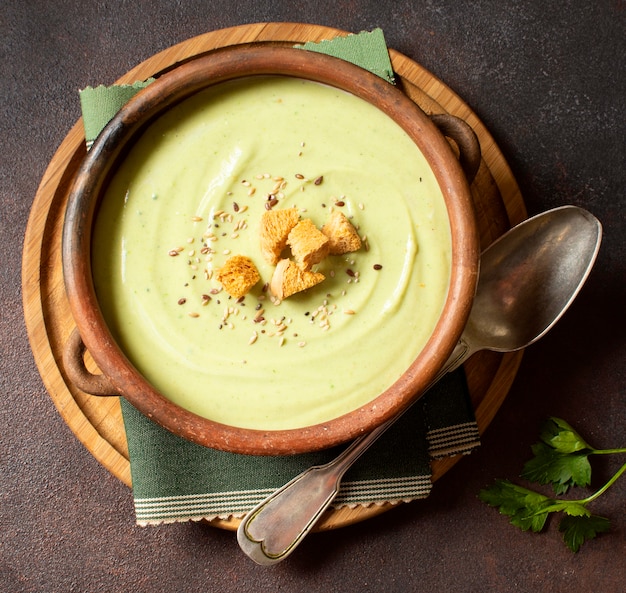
[270, 259, 325, 300]
[259, 207, 300, 265]
[287, 219, 330, 269]
[321, 210, 362, 255]
[216, 255, 260, 298]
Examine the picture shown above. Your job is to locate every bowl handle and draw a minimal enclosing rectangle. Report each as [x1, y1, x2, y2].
[63, 327, 118, 396]
[429, 113, 481, 184]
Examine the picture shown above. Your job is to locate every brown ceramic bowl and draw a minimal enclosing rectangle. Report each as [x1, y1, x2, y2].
[62, 45, 480, 455]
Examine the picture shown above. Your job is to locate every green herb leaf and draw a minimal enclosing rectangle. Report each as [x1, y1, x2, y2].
[480, 417, 623, 552]
[521, 442, 592, 494]
[540, 417, 593, 454]
[558, 514, 610, 552]
[478, 480, 552, 532]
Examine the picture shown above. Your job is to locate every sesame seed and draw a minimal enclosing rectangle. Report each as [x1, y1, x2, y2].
[248, 332, 258, 345]
[295, 173, 305, 179]
[188, 312, 200, 318]
[344, 309, 356, 315]
[191, 216, 203, 222]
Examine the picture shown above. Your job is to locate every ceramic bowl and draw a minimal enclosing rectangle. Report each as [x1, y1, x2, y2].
[62, 45, 480, 455]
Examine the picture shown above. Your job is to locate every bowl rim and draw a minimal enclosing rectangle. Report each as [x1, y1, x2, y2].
[62, 44, 479, 455]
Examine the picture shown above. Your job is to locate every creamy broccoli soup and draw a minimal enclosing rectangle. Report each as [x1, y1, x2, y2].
[92, 76, 451, 430]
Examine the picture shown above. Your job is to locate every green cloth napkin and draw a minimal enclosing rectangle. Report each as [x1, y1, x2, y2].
[79, 29, 480, 525]
[79, 79, 155, 149]
[296, 28, 395, 84]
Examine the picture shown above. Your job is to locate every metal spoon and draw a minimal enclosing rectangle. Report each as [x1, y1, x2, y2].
[237, 205, 602, 565]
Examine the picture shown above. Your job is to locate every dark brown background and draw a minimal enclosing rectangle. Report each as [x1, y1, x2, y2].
[2, 2, 624, 592]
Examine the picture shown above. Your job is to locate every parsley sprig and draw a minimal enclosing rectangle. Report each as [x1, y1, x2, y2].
[479, 417, 626, 552]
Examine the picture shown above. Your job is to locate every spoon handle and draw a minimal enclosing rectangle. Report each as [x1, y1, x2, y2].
[236, 430, 377, 565]
[237, 340, 472, 565]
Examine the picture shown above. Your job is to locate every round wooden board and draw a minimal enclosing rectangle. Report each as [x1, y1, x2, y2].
[22, 22, 526, 532]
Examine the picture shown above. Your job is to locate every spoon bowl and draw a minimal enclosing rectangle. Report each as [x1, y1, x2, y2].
[464, 205, 602, 355]
[237, 205, 602, 565]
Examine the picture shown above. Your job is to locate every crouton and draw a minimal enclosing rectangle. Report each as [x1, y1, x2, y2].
[259, 207, 300, 265]
[321, 210, 362, 255]
[270, 259, 325, 300]
[216, 255, 260, 299]
[287, 219, 330, 269]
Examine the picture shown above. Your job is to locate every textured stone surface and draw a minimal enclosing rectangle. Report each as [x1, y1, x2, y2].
[1, 2, 624, 591]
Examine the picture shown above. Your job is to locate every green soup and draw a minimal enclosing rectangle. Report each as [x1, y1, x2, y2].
[92, 76, 451, 430]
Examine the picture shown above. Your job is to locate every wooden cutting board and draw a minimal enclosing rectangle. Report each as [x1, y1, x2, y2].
[21, 22, 526, 532]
